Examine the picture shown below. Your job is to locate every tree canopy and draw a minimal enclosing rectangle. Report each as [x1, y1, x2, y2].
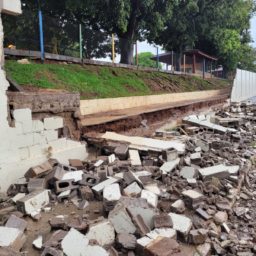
[2, 0, 256, 74]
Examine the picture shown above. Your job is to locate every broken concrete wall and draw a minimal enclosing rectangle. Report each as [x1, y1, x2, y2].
[0, 2, 87, 192]
[231, 68, 256, 103]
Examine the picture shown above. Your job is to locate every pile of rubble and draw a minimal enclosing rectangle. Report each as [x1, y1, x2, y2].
[0, 102, 256, 256]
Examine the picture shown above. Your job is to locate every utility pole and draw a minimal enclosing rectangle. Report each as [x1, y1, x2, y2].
[79, 24, 83, 60]
[135, 41, 138, 66]
[112, 34, 115, 64]
[37, 0, 45, 62]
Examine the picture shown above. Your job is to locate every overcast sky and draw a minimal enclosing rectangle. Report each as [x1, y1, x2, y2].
[251, 16, 256, 46]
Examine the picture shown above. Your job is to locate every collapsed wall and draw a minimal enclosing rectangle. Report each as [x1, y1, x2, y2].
[0, 0, 87, 192]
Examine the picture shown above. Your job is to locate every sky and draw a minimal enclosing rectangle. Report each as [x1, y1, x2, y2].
[251, 16, 256, 46]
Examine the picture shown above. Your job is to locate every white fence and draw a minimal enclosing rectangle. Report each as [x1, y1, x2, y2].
[231, 68, 256, 102]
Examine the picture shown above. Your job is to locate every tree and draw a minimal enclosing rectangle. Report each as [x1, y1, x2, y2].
[136, 52, 162, 68]
[68, 0, 174, 64]
[154, 0, 256, 74]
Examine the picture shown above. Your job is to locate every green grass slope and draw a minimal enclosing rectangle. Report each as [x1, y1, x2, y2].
[5, 60, 231, 99]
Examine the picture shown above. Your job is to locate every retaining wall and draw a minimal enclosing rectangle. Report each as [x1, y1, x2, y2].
[80, 89, 230, 116]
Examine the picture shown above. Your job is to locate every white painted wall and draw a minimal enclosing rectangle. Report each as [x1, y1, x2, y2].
[0, 2, 87, 192]
[231, 69, 256, 102]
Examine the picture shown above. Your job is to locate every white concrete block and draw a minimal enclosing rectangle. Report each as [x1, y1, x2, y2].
[108, 154, 116, 164]
[16, 190, 50, 215]
[129, 150, 142, 166]
[11, 193, 26, 203]
[33, 133, 46, 145]
[94, 159, 104, 167]
[32, 120, 44, 132]
[44, 117, 63, 130]
[62, 171, 84, 182]
[16, 134, 34, 148]
[61, 228, 89, 256]
[86, 220, 115, 246]
[44, 130, 58, 143]
[103, 183, 121, 202]
[13, 108, 31, 122]
[92, 177, 118, 193]
[0, 227, 21, 247]
[137, 236, 153, 247]
[49, 138, 67, 151]
[160, 158, 180, 174]
[19, 147, 30, 160]
[146, 228, 177, 240]
[182, 189, 204, 200]
[141, 190, 158, 208]
[123, 182, 142, 197]
[0, 0, 22, 15]
[199, 165, 229, 179]
[28, 145, 43, 157]
[144, 183, 161, 196]
[169, 213, 192, 235]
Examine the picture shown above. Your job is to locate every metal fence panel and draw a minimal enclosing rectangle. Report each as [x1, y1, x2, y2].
[231, 69, 256, 102]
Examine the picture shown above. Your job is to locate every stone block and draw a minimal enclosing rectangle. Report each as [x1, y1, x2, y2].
[160, 158, 180, 174]
[13, 109, 31, 122]
[117, 233, 136, 250]
[129, 150, 142, 166]
[114, 144, 128, 160]
[199, 165, 230, 180]
[131, 214, 151, 236]
[43, 230, 68, 248]
[153, 214, 172, 228]
[196, 208, 212, 221]
[146, 228, 176, 240]
[141, 189, 158, 208]
[62, 171, 84, 182]
[28, 178, 46, 192]
[69, 159, 84, 170]
[169, 213, 192, 236]
[103, 183, 121, 211]
[109, 204, 137, 234]
[182, 189, 204, 209]
[79, 186, 94, 201]
[44, 130, 58, 143]
[180, 166, 196, 179]
[171, 200, 185, 214]
[44, 117, 63, 130]
[25, 161, 52, 178]
[123, 182, 142, 197]
[145, 237, 185, 256]
[61, 228, 108, 256]
[86, 220, 115, 247]
[16, 189, 50, 215]
[32, 120, 44, 132]
[5, 214, 27, 232]
[188, 229, 208, 245]
[0, 227, 23, 249]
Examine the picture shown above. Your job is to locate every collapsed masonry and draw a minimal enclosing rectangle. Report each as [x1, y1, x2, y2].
[0, 102, 255, 255]
[0, 0, 87, 192]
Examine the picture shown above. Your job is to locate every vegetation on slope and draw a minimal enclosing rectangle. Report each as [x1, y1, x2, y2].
[5, 60, 231, 99]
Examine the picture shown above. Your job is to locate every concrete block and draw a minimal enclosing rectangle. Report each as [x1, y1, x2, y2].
[146, 228, 177, 240]
[171, 199, 186, 214]
[5, 214, 27, 233]
[28, 178, 46, 192]
[144, 183, 162, 196]
[61, 228, 108, 256]
[11, 193, 26, 203]
[117, 233, 136, 250]
[199, 165, 230, 180]
[43, 229, 68, 248]
[108, 154, 116, 164]
[61, 228, 89, 256]
[180, 166, 196, 179]
[123, 182, 142, 197]
[129, 150, 142, 166]
[0, 0, 22, 15]
[69, 159, 84, 170]
[109, 204, 137, 234]
[182, 189, 204, 209]
[169, 213, 192, 236]
[0, 227, 22, 248]
[153, 214, 172, 228]
[41, 247, 63, 256]
[44, 117, 63, 130]
[25, 161, 52, 178]
[62, 171, 84, 182]
[162, 148, 178, 161]
[103, 183, 121, 211]
[92, 177, 118, 197]
[16, 133, 34, 148]
[32, 120, 44, 132]
[19, 147, 30, 160]
[131, 214, 151, 236]
[160, 158, 180, 174]
[55, 179, 78, 193]
[141, 189, 158, 208]
[79, 174, 100, 187]
[33, 235, 43, 249]
[16, 189, 50, 215]
[44, 130, 58, 142]
[86, 220, 115, 246]
[13, 109, 31, 122]
[114, 144, 128, 160]
[188, 229, 208, 245]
